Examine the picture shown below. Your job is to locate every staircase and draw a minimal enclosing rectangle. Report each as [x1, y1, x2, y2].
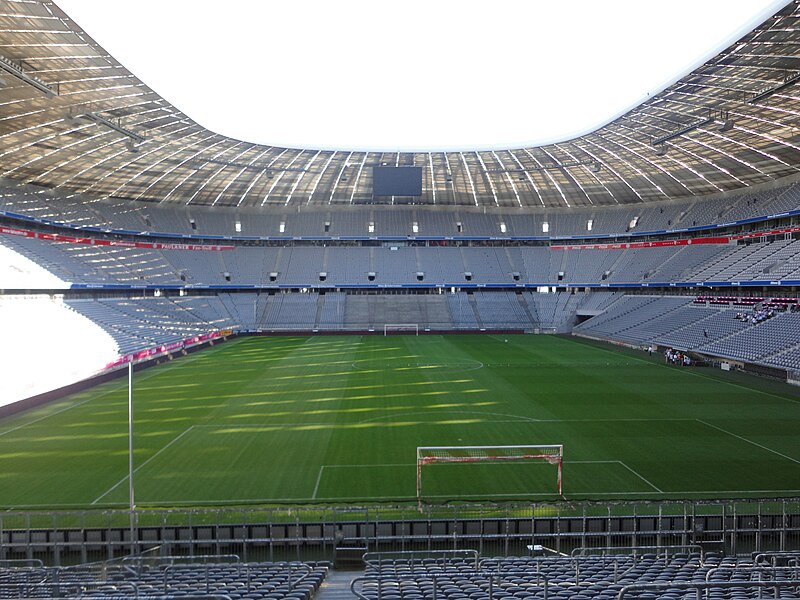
[316, 569, 361, 600]
[467, 293, 484, 328]
[313, 294, 326, 329]
[516, 292, 537, 328]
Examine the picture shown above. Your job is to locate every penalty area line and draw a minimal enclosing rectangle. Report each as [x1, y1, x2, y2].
[617, 461, 663, 493]
[696, 419, 800, 465]
[312, 466, 324, 500]
[90, 426, 195, 505]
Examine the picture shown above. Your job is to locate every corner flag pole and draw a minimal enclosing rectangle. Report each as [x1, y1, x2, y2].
[128, 361, 136, 555]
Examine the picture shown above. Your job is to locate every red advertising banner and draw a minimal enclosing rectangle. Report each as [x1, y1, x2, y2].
[0, 226, 234, 250]
[551, 225, 800, 250]
[550, 237, 730, 250]
[104, 331, 223, 369]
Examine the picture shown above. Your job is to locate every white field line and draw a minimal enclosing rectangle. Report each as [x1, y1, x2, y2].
[617, 461, 663, 493]
[323, 460, 619, 468]
[90, 425, 195, 505]
[696, 419, 800, 465]
[311, 466, 325, 499]
[0, 397, 96, 438]
[312, 460, 625, 499]
[67, 488, 800, 507]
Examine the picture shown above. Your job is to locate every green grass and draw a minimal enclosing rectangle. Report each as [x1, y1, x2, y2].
[1, 334, 799, 510]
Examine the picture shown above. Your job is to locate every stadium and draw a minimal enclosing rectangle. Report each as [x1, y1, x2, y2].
[1, 0, 800, 597]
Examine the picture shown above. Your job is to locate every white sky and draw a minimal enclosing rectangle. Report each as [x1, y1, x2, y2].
[57, 0, 789, 152]
[0, 243, 119, 404]
[0, 295, 118, 404]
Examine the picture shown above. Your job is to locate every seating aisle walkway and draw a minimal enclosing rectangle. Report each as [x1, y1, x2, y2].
[316, 569, 361, 600]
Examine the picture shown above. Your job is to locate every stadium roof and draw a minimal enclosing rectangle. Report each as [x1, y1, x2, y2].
[0, 0, 798, 209]
[49, 0, 787, 153]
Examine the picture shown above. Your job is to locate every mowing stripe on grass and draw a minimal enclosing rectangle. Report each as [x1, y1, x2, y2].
[0, 359, 194, 438]
[1, 335, 798, 509]
[0, 397, 97, 438]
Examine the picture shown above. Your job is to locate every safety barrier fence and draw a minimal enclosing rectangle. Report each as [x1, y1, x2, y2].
[0, 499, 798, 565]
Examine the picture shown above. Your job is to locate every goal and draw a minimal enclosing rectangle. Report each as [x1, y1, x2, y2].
[416, 444, 563, 507]
[384, 323, 419, 336]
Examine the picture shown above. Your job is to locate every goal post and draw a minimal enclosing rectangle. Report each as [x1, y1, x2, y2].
[384, 323, 419, 336]
[416, 444, 563, 507]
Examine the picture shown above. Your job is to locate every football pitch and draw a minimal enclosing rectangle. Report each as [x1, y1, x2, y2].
[1, 334, 800, 510]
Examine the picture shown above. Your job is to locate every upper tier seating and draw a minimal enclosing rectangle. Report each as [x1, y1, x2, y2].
[3, 237, 797, 288]
[2, 179, 799, 239]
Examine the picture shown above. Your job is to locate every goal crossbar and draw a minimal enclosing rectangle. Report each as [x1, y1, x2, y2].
[384, 323, 419, 335]
[416, 444, 563, 507]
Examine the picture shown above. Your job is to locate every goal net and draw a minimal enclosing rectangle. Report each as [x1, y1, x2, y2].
[384, 324, 419, 336]
[416, 445, 563, 507]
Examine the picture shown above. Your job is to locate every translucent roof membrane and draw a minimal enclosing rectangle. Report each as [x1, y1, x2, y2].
[55, 0, 788, 152]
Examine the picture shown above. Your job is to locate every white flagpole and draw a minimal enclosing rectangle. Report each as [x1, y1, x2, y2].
[128, 361, 136, 555]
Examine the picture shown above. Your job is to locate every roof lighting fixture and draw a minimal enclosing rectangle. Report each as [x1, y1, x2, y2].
[710, 109, 735, 132]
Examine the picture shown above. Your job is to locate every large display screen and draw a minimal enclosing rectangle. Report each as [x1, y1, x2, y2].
[372, 166, 423, 196]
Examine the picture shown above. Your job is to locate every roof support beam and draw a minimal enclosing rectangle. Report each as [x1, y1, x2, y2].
[72, 112, 146, 145]
[0, 53, 58, 97]
[186, 156, 309, 173]
[651, 115, 715, 146]
[747, 72, 800, 105]
[484, 159, 600, 174]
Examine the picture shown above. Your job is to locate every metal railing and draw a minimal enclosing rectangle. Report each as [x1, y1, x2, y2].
[353, 571, 800, 600]
[754, 550, 800, 566]
[0, 498, 797, 564]
[617, 579, 800, 600]
[352, 570, 553, 600]
[572, 544, 705, 559]
[0, 581, 139, 599]
[364, 549, 479, 570]
[481, 551, 704, 587]
[705, 565, 800, 582]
